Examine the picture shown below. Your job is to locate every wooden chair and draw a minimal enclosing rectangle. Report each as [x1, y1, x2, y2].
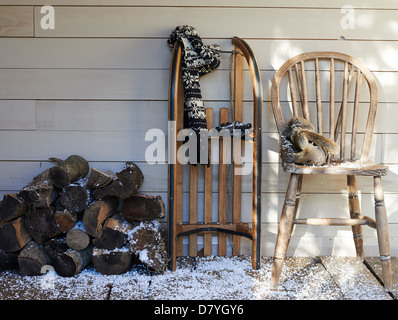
[168, 37, 263, 270]
[270, 52, 393, 292]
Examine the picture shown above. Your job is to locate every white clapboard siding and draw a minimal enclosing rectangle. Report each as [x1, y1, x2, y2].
[0, 100, 392, 137]
[0, 131, 152, 161]
[36, 100, 169, 132]
[7, 99, 396, 135]
[33, 7, 398, 40]
[3, 38, 398, 72]
[0, 100, 36, 130]
[1, 0, 397, 9]
[0, 69, 397, 103]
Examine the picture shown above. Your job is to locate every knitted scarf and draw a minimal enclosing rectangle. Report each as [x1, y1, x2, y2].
[168, 25, 221, 164]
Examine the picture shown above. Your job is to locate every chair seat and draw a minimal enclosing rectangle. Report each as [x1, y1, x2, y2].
[283, 160, 388, 176]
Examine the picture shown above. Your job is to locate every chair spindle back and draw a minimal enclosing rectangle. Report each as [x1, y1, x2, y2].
[271, 52, 378, 162]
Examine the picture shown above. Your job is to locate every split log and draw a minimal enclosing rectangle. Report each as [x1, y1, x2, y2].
[92, 246, 132, 275]
[53, 246, 92, 277]
[66, 222, 90, 251]
[53, 208, 77, 233]
[87, 168, 115, 189]
[19, 168, 59, 208]
[116, 162, 144, 197]
[18, 241, 52, 276]
[0, 216, 32, 252]
[0, 250, 18, 270]
[91, 162, 143, 200]
[93, 214, 132, 250]
[92, 180, 124, 200]
[60, 180, 91, 213]
[25, 206, 61, 243]
[120, 194, 165, 223]
[49, 155, 89, 189]
[128, 221, 168, 274]
[0, 193, 28, 222]
[83, 198, 118, 237]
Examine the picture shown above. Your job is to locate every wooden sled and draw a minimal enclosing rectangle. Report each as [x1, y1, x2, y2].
[168, 37, 263, 270]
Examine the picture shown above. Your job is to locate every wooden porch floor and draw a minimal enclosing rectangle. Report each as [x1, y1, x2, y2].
[0, 256, 396, 300]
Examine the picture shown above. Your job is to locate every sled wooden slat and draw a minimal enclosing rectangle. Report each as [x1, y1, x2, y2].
[168, 37, 262, 270]
[270, 51, 392, 292]
[189, 165, 198, 257]
[204, 108, 213, 257]
[218, 108, 228, 256]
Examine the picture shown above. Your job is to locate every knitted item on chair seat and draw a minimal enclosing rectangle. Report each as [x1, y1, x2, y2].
[280, 117, 339, 166]
[168, 25, 221, 165]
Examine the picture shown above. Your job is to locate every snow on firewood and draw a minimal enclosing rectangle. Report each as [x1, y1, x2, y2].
[128, 220, 168, 274]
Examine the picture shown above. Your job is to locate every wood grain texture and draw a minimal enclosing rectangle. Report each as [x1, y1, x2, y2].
[0, 6, 33, 37]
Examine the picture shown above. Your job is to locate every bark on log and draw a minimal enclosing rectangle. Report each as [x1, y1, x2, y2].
[24, 206, 61, 243]
[0, 250, 18, 270]
[44, 238, 69, 261]
[83, 198, 118, 237]
[49, 155, 89, 188]
[92, 246, 132, 275]
[66, 222, 90, 251]
[18, 241, 52, 276]
[19, 169, 59, 208]
[120, 194, 165, 222]
[53, 208, 77, 233]
[116, 162, 144, 198]
[128, 221, 168, 273]
[87, 168, 115, 189]
[93, 214, 132, 250]
[0, 193, 28, 222]
[91, 162, 143, 200]
[53, 246, 92, 277]
[0, 216, 32, 252]
[60, 181, 91, 213]
[92, 180, 124, 200]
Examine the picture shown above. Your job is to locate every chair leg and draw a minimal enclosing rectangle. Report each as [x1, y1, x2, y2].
[285, 174, 303, 249]
[293, 175, 303, 220]
[270, 173, 300, 290]
[373, 176, 393, 292]
[347, 175, 364, 259]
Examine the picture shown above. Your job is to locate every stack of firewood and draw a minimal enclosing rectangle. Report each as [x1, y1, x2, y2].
[0, 155, 168, 277]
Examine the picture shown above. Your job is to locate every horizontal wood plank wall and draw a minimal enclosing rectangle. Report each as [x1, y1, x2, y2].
[0, 2, 397, 257]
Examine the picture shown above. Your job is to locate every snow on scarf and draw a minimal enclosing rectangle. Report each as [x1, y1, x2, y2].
[168, 25, 221, 165]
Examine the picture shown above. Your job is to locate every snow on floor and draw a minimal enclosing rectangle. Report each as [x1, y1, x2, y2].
[0, 256, 392, 300]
